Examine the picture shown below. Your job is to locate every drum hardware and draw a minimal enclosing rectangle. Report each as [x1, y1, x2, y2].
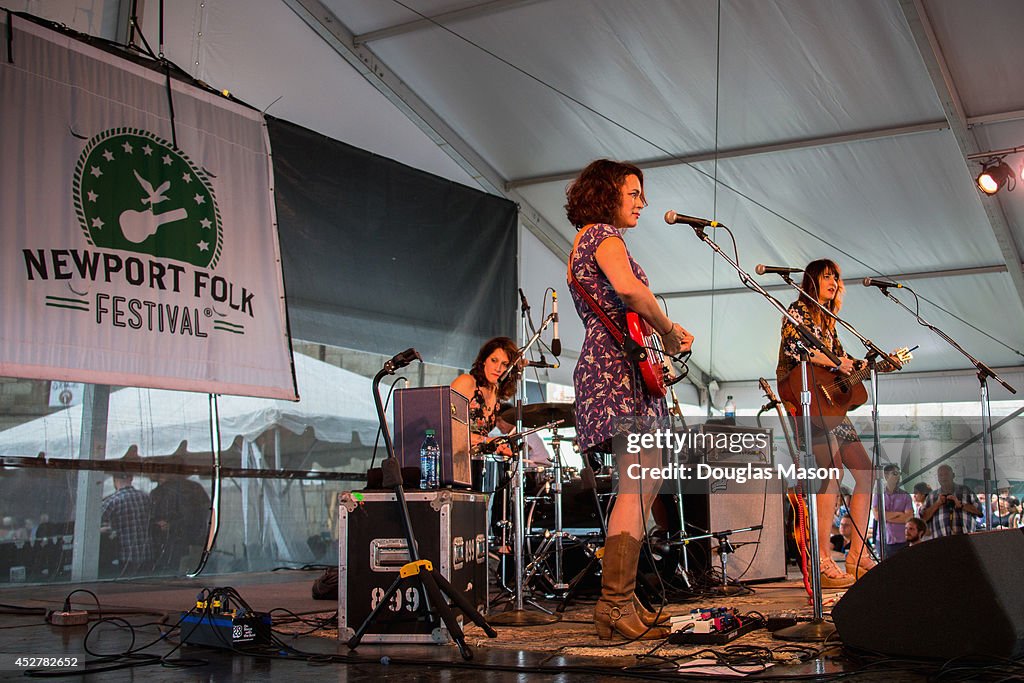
[486, 297, 563, 627]
[498, 401, 575, 429]
[664, 525, 762, 596]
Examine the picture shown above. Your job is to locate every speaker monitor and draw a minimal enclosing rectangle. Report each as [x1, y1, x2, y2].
[832, 528, 1024, 659]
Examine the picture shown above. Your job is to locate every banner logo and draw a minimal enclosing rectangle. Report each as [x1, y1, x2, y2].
[73, 128, 222, 268]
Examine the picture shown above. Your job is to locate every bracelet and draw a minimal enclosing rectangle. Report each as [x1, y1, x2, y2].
[658, 321, 675, 336]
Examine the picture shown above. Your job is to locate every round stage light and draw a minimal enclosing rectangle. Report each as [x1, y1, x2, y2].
[976, 159, 1013, 195]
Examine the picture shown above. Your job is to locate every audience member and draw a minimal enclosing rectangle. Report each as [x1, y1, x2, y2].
[921, 465, 981, 537]
[905, 517, 927, 546]
[1006, 496, 1021, 529]
[830, 514, 854, 554]
[912, 482, 932, 517]
[991, 480, 1015, 528]
[100, 472, 153, 575]
[873, 464, 914, 557]
[149, 472, 212, 573]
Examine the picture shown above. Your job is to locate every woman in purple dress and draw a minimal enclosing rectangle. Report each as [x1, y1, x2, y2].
[566, 159, 693, 639]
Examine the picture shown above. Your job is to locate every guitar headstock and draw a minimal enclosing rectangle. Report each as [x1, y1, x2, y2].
[884, 347, 913, 371]
[758, 377, 779, 403]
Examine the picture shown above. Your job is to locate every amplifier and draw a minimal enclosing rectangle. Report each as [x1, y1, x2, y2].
[683, 423, 786, 582]
[687, 423, 772, 466]
[394, 386, 472, 488]
[337, 489, 488, 643]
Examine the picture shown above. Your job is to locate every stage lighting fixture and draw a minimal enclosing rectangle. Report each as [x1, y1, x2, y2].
[976, 158, 1014, 195]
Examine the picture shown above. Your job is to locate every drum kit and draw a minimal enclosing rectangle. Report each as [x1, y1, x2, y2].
[472, 402, 613, 611]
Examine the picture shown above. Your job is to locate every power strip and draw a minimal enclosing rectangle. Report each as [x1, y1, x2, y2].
[48, 610, 89, 626]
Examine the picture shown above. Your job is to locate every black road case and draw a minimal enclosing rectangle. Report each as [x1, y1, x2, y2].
[338, 489, 488, 643]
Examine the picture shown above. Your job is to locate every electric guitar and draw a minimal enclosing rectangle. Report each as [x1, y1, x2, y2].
[759, 377, 812, 597]
[778, 347, 913, 429]
[625, 311, 679, 398]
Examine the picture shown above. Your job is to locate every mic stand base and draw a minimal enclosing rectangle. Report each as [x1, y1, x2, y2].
[773, 619, 836, 642]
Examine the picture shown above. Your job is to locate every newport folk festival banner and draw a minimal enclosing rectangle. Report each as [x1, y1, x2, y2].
[0, 17, 297, 400]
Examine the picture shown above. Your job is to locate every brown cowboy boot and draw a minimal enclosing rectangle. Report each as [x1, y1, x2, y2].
[634, 594, 671, 626]
[594, 533, 670, 640]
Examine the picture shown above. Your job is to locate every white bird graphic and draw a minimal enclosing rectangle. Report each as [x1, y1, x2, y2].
[119, 169, 188, 243]
[133, 169, 171, 206]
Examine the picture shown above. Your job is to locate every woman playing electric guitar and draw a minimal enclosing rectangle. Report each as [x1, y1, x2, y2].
[775, 259, 906, 588]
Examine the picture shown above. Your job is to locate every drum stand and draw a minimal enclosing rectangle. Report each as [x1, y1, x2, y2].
[667, 395, 695, 590]
[489, 300, 561, 626]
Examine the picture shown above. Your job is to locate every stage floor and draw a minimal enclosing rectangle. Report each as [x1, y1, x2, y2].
[0, 567, 997, 681]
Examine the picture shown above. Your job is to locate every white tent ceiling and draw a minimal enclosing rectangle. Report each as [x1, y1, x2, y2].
[11, 0, 1024, 406]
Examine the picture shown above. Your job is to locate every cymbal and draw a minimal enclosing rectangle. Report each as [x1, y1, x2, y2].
[499, 402, 575, 429]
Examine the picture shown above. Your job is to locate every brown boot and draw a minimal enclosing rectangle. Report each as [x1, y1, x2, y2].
[634, 594, 671, 626]
[594, 533, 670, 640]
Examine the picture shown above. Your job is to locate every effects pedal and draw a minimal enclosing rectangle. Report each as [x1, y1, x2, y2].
[668, 607, 762, 645]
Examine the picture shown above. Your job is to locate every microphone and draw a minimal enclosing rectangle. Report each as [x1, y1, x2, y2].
[862, 277, 902, 289]
[551, 291, 561, 357]
[527, 359, 559, 369]
[664, 210, 722, 228]
[387, 348, 422, 371]
[755, 264, 803, 276]
[518, 288, 530, 311]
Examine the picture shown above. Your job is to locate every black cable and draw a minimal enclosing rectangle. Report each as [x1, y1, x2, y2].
[369, 375, 408, 471]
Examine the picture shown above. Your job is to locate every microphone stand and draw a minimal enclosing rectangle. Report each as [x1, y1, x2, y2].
[684, 222, 840, 640]
[666, 384, 694, 589]
[870, 285, 1016, 528]
[773, 275, 899, 562]
[348, 349, 496, 659]
[489, 295, 560, 626]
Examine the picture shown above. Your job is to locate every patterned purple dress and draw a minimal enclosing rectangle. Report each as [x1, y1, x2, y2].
[568, 224, 666, 452]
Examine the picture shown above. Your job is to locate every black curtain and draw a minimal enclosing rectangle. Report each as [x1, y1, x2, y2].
[268, 117, 518, 368]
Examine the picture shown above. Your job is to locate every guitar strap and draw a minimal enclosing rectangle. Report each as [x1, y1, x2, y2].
[567, 233, 646, 364]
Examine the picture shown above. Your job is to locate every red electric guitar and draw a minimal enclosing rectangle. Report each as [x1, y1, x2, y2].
[625, 311, 680, 398]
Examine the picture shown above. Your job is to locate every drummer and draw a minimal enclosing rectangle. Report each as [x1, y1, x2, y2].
[451, 336, 521, 458]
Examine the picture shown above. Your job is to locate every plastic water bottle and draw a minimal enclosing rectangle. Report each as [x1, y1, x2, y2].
[724, 395, 736, 418]
[419, 429, 440, 489]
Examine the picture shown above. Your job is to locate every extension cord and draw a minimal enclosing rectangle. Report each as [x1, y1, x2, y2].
[48, 610, 89, 626]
